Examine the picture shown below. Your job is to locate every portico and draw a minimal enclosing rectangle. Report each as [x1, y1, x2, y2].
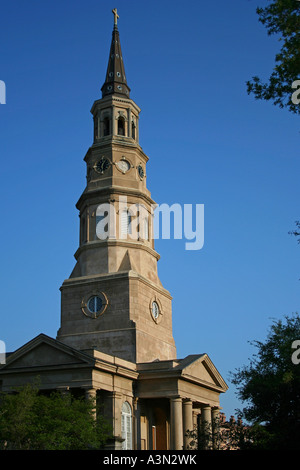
[136, 355, 227, 450]
[0, 335, 227, 450]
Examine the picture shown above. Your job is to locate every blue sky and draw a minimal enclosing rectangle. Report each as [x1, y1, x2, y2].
[0, 0, 299, 420]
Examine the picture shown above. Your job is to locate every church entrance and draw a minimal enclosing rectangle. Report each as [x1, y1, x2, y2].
[145, 399, 169, 450]
[152, 404, 169, 450]
[139, 398, 169, 450]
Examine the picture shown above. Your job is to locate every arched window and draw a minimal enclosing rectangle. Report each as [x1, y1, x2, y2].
[121, 402, 132, 450]
[94, 117, 98, 140]
[81, 216, 87, 243]
[131, 121, 136, 140]
[103, 117, 110, 136]
[118, 116, 125, 136]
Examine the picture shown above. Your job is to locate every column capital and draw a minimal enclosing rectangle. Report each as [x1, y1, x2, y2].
[183, 398, 193, 404]
[170, 396, 182, 402]
[83, 387, 97, 399]
[211, 407, 220, 417]
[133, 397, 139, 408]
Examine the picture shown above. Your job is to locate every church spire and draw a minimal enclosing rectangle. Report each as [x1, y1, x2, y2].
[101, 9, 130, 99]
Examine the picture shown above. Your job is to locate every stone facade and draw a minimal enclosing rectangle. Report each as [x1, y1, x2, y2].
[0, 334, 227, 450]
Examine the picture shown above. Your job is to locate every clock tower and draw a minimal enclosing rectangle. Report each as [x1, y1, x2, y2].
[57, 12, 177, 363]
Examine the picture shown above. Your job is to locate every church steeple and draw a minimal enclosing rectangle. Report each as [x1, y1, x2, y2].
[101, 9, 130, 99]
[57, 11, 176, 364]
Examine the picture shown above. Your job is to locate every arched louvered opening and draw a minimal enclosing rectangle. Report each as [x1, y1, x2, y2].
[144, 216, 149, 241]
[121, 210, 132, 237]
[118, 116, 125, 136]
[103, 117, 110, 136]
[131, 121, 136, 140]
[95, 212, 109, 240]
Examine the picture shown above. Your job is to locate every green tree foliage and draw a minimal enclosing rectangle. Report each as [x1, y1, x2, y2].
[185, 415, 272, 450]
[185, 416, 247, 450]
[0, 383, 112, 450]
[247, 0, 300, 114]
[231, 314, 300, 449]
[289, 220, 300, 244]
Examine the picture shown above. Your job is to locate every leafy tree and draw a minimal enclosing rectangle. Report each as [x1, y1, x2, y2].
[289, 220, 300, 244]
[231, 314, 300, 449]
[247, 0, 300, 114]
[0, 383, 112, 450]
[185, 414, 269, 450]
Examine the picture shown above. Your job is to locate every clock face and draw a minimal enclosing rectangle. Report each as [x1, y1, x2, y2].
[138, 165, 144, 179]
[95, 157, 110, 174]
[117, 159, 131, 173]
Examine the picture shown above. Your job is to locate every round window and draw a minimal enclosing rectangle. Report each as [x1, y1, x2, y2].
[152, 301, 159, 320]
[81, 292, 108, 318]
[138, 165, 144, 179]
[87, 295, 103, 314]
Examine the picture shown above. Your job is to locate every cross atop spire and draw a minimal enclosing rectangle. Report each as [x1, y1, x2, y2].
[101, 10, 131, 99]
[112, 8, 119, 26]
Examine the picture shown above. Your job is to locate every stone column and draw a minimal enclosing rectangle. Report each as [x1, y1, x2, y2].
[201, 405, 212, 450]
[170, 397, 183, 450]
[133, 398, 141, 450]
[136, 115, 139, 144]
[128, 108, 132, 138]
[111, 391, 124, 450]
[85, 387, 97, 417]
[85, 387, 97, 400]
[183, 399, 193, 450]
[112, 105, 115, 135]
[101, 391, 123, 451]
[211, 407, 220, 450]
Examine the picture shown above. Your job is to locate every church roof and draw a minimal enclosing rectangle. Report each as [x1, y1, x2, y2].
[101, 10, 130, 99]
[137, 354, 228, 394]
[0, 333, 138, 383]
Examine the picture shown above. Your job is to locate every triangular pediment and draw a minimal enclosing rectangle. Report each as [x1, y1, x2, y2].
[1, 334, 95, 371]
[176, 354, 228, 392]
[118, 250, 135, 272]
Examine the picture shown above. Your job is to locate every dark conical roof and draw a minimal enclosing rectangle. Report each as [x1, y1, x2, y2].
[101, 15, 130, 99]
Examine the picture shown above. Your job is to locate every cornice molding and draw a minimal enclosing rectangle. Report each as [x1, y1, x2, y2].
[76, 185, 155, 210]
